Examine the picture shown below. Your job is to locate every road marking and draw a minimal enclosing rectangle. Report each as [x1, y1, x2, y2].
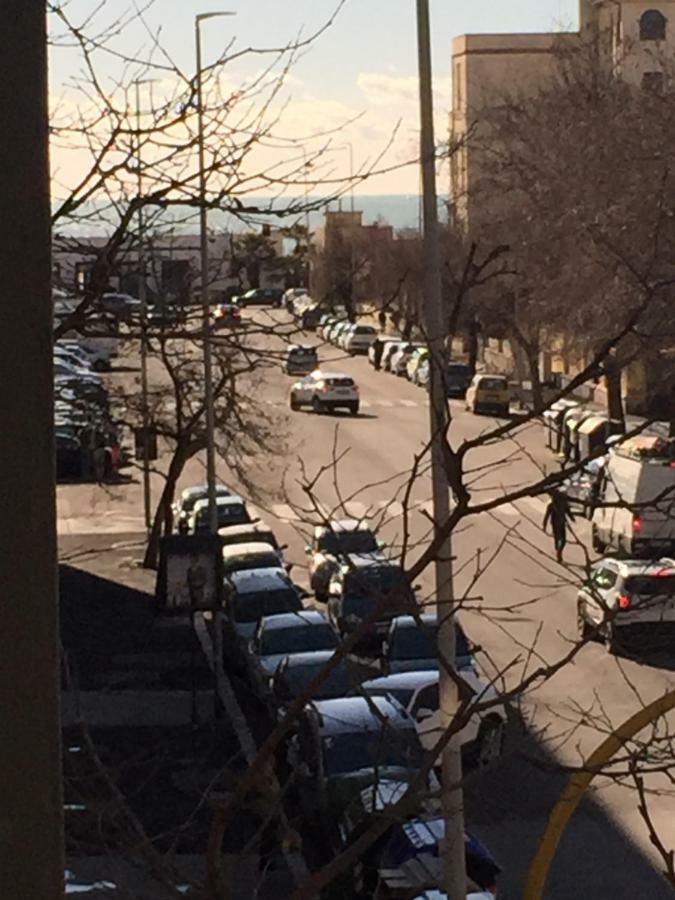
[343, 501, 370, 520]
[360, 399, 372, 408]
[377, 399, 395, 408]
[399, 399, 418, 408]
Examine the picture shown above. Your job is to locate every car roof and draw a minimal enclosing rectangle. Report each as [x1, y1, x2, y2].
[281, 650, 336, 668]
[193, 494, 246, 511]
[311, 371, 354, 380]
[362, 671, 438, 691]
[222, 541, 278, 558]
[229, 567, 293, 591]
[390, 614, 438, 629]
[181, 484, 230, 500]
[218, 521, 273, 537]
[344, 554, 399, 570]
[310, 696, 413, 735]
[261, 610, 329, 631]
[475, 373, 507, 381]
[315, 518, 372, 536]
[288, 344, 316, 352]
[595, 557, 675, 576]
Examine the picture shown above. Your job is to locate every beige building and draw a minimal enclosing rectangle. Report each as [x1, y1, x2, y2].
[450, 0, 675, 231]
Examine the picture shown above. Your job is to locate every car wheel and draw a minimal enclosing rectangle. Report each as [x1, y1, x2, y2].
[312, 395, 324, 414]
[475, 716, 505, 767]
[591, 524, 606, 554]
[290, 394, 300, 411]
[349, 402, 359, 416]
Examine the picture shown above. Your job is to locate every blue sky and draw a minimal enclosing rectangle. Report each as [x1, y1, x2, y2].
[50, 1, 579, 195]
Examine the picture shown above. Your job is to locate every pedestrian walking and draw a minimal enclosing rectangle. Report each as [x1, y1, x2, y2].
[543, 490, 575, 563]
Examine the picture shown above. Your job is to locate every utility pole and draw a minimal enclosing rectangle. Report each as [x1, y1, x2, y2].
[0, 6, 64, 900]
[135, 79, 153, 535]
[415, 2, 467, 898]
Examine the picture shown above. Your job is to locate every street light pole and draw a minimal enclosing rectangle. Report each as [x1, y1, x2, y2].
[196, 11, 235, 533]
[135, 79, 154, 535]
[415, 2, 467, 898]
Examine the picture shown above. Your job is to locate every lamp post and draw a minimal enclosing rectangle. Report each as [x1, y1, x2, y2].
[416, 2, 466, 898]
[134, 78, 157, 536]
[195, 10, 236, 535]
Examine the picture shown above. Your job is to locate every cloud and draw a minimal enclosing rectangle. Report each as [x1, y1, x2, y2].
[357, 71, 453, 112]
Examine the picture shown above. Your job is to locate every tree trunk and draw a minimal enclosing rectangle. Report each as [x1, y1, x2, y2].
[467, 319, 479, 377]
[527, 351, 544, 412]
[605, 360, 625, 432]
[143, 438, 202, 569]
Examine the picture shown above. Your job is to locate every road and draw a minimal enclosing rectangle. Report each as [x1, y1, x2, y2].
[57, 308, 675, 898]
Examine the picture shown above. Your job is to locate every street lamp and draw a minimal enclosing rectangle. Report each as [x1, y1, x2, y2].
[415, 2, 466, 898]
[195, 10, 236, 536]
[134, 77, 158, 537]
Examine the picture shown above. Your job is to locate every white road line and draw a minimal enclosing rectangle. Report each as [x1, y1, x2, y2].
[343, 501, 369, 520]
[360, 399, 372, 408]
[271, 503, 300, 522]
[399, 399, 418, 408]
[378, 399, 395, 408]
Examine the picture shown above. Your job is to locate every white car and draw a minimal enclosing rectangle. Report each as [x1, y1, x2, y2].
[307, 518, 382, 600]
[390, 342, 423, 377]
[344, 324, 378, 354]
[289, 370, 359, 415]
[360, 668, 506, 767]
[577, 556, 675, 653]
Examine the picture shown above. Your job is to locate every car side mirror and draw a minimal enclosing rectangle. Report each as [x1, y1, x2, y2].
[416, 708, 434, 722]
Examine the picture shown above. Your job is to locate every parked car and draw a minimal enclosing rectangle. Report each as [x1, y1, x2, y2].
[359, 668, 506, 767]
[337, 323, 356, 349]
[212, 303, 241, 327]
[407, 347, 429, 382]
[55, 429, 83, 479]
[445, 362, 472, 398]
[54, 358, 103, 384]
[247, 610, 339, 692]
[188, 495, 251, 534]
[54, 346, 93, 371]
[577, 556, 675, 653]
[344, 324, 379, 354]
[218, 520, 282, 551]
[289, 371, 359, 415]
[592, 435, 675, 556]
[288, 696, 427, 830]
[236, 287, 284, 308]
[301, 305, 323, 331]
[391, 342, 424, 377]
[100, 291, 142, 320]
[327, 555, 418, 642]
[330, 321, 352, 346]
[222, 541, 285, 575]
[382, 340, 405, 373]
[307, 519, 382, 601]
[223, 567, 303, 640]
[271, 650, 362, 708]
[316, 314, 334, 339]
[285, 344, 319, 376]
[381, 614, 474, 674]
[60, 336, 117, 370]
[465, 374, 510, 417]
[368, 336, 391, 369]
[283, 287, 308, 312]
[172, 484, 231, 534]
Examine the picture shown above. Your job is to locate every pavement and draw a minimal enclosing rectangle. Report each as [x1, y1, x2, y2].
[57, 309, 675, 899]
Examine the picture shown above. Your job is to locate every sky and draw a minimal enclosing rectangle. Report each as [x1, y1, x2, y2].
[49, 0, 579, 197]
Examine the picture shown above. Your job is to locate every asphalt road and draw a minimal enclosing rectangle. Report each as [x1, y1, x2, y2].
[57, 308, 675, 898]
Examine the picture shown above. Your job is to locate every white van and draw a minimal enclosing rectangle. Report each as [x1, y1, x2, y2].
[592, 436, 675, 556]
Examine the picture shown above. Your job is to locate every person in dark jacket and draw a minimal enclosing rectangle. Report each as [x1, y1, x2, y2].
[543, 490, 575, 563]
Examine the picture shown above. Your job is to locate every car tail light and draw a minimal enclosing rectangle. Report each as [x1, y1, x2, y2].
[618, 594, 632, 609]
[632, 516, 642, 533]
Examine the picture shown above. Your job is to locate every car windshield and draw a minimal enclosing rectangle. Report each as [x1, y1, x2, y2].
[232, 588, 301, 623]
[479, 377, 507, 391]
[344, 565, 410, 597]
[225, 552, 279, 572]
[321, 728, 423, 776]
[354, 326, 376, 335]
[283, 660, 353, 700]
[291, 348, 317, 358]
[625, 575, 675, 597]
[260, 624, 338, 655]
[196, 503, 249, 529]
[390, 623, 471, 664]
[318, 530, 378, 555]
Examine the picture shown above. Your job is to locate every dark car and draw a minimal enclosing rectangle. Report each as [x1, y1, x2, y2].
[172, 484, 232, 534]
[212, 303, 242, 328]
[381, 614, 474, 674]
[445, 362, 472, 398]
[271, 650, 360, 708]
[218, 520, 282, 551]
[327, 555, 418, 642]
[224, 567, 303, 640]
[236, 288, 284, 308]
[286, 344, 319, 376]
[288, 696, 427, 834]
[55, 430, 82, 479]
[248, 610, 339, 688]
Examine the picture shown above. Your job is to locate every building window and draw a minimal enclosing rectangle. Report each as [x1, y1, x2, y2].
[640, 9, 667, 41]
[642, 70, 665, 93]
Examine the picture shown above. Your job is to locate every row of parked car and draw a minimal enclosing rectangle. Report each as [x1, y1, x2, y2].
[171, 484, 504, 896]
[54, 336, 123, 481]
